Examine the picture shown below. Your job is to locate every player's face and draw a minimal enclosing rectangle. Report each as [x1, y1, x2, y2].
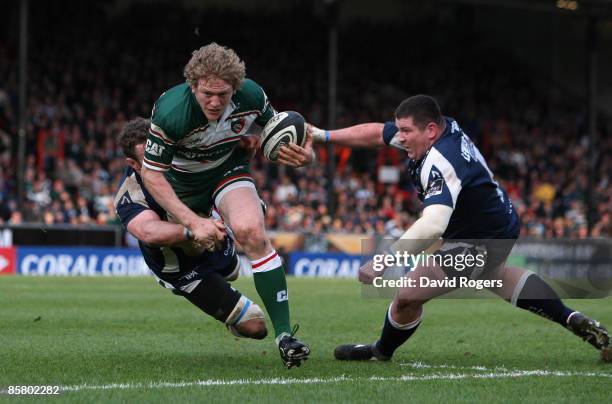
[395, 116, 435, 160]
[126, 143, 145, 175]
[192, 77, 234, 121]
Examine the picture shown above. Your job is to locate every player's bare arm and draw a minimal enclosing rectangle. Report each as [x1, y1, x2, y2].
[140, 167, 226, 248]
[308, 122, 387, 148]
[126, 209, 192, 246]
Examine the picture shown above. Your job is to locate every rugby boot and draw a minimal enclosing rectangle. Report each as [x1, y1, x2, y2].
[566, 311, 611, 362]
[334, 341, 391, 361]
[277, 324, 310, 369]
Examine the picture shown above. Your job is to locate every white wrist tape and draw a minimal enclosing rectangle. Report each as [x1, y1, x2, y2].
[310, 126, 327, 143]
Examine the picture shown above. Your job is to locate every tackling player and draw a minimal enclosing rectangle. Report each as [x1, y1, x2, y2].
[301, 94, 611, 362]
[115, 117, 267, 340]
[140, 43, 310, 368]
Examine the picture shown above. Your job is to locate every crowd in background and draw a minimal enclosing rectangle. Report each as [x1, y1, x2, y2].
[0, 2, 610, 242]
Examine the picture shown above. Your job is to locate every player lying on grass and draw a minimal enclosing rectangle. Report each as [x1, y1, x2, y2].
[294, 94, 610, 362]
[115, 117, 268, 340]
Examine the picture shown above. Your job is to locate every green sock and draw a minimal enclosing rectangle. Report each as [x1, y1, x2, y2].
[253, 265, 291, 338]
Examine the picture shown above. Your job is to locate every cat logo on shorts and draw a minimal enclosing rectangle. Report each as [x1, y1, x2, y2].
[231, 118, 246, 134]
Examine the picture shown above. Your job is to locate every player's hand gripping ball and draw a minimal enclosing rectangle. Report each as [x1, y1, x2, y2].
[260, 111, 306, 162]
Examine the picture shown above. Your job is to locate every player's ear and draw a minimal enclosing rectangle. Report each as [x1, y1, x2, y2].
[426, 122, 437, 137]
[126, 158, 140, 171]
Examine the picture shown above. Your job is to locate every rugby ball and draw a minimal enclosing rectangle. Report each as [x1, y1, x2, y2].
[260, 111, 306, 162]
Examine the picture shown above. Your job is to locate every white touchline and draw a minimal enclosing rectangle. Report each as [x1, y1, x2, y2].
[399, 361, 612, 378]
[55, 368, 612, 393]
[59, 377, 352, 392]
[402, 361, 491, 371]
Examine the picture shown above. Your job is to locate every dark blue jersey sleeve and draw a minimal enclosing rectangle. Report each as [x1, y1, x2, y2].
[116, 194, 148, 228]
[113, 169, 151, 228]
[382, 121, 398, 145]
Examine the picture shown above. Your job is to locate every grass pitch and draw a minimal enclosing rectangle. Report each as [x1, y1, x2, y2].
[1, 276, 610, 403]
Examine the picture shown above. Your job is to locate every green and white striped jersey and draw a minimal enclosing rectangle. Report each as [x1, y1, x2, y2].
[144, 78, 274, 174]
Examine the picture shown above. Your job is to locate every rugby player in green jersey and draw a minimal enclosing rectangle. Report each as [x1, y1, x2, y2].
[141, 43, 311, 368]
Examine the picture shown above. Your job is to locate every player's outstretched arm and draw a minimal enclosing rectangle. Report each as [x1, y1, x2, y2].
[390, 204, 453, 254]
[309, 123, 387, 148]
[141, 167, 226, 248]
[127, 209, 192, 246]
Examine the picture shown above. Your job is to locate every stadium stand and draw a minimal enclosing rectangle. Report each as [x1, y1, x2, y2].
[0, 2, 609, 243]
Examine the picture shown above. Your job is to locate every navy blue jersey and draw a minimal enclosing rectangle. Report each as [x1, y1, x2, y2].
[383, 117, 519, 239]
[114, 167, 235, 276]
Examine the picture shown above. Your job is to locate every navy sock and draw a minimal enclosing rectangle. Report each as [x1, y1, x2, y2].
[376, 306, 422, 358]
[514, 273, 574, 326]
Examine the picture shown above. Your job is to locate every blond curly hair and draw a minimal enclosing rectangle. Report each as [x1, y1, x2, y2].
[184, 43, 246, 90]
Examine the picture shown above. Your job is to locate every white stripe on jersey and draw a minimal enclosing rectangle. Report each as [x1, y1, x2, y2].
[150, 122, 176, 145]
[170, 151, 234, 173]
[113, 172, 149, 209]
[420, 147, 463, 208]
[161, 247, 180, 273]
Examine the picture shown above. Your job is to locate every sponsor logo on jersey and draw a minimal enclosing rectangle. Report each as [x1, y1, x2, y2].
[231, 118, 246, 134]
[145, 139, 166, 157]
[425, 179, 444, 199]
[223, 165, 246, 176]
[181, 270, 199, 281]
[424, 166, 445, 199]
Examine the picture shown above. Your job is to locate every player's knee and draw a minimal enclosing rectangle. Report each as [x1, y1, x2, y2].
[234, 318, 268, 340]
[394, 295, 424, 314]
[225, 296, 267, 339]
[358, 265, 377, 284]
[232, 220, 267, 250]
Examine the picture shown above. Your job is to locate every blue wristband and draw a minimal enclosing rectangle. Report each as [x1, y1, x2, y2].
[325, 130, 330, 142]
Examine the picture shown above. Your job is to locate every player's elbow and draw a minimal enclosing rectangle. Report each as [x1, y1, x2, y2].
[140, 229, 160, 245]
[139, 222, 171, 246]
[428, 223, 446, 240]
[428, 217, 449, 238]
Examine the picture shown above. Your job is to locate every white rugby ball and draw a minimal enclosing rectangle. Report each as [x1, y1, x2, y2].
[260, 111, 306, 162]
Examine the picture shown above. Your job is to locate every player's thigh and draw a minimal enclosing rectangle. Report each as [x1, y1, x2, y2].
[395, 263, 455, 306]
[478, 238, 522, 299]
[216, 184, 266, 235]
